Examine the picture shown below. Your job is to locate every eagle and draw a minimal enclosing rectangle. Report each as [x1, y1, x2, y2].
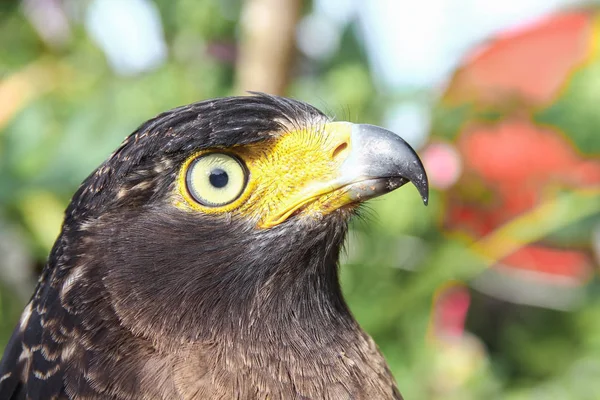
[0, 94, 428, 399]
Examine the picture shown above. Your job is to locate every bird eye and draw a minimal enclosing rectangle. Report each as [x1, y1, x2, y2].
[185, 153, 248, 207]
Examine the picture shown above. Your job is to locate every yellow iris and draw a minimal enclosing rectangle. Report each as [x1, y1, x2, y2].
[184, 153, 248, 207]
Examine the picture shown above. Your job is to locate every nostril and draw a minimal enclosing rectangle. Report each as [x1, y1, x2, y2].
[332, 142, 349, 161]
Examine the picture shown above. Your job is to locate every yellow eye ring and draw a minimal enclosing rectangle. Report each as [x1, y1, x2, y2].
[185, 153, 248, 207]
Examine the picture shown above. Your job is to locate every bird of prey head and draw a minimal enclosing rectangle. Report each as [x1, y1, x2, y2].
[0, 94, 428, 399]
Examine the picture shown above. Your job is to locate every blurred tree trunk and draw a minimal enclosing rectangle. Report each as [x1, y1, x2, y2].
[235, 0, 302, 95]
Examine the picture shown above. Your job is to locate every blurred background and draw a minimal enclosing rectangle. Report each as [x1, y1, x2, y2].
[1, 0, 600, 398]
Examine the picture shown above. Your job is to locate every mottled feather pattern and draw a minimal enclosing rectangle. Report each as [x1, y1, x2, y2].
[0, 94, 402, 399]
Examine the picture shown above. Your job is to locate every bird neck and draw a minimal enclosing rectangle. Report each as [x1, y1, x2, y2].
[247, 241, 355, 333]
[200, 228, 359, 346]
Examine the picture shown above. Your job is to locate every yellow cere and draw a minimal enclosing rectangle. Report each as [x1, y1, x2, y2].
[176, 121, 354, 228]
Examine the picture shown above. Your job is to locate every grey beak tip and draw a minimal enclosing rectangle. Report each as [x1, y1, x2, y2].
[421, 188, 429, 206]
[415, 171, 430, 206]
[349, 123, 431, 206]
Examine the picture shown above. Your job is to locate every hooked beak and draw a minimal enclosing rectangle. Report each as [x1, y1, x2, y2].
[338, 123, 429, 206]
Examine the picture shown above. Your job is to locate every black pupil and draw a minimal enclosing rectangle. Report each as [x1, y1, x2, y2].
[209, 168, 229, 188]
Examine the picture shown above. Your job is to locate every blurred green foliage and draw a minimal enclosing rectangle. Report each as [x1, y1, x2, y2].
[1, 1, 600, 399]
[536, 59, 600, 154]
